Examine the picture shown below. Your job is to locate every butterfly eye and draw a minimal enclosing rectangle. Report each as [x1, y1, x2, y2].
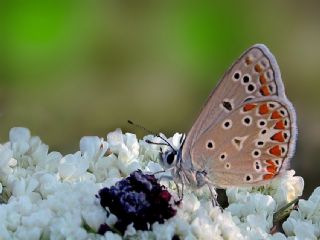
[161, 150, 177, 169]
[166, 153, 175, 165]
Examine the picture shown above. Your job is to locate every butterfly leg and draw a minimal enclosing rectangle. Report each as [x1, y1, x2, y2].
[153, 166, 175, 178]
[207, 183, 221, 209]
[176, 171, 185, 199]
[174, 181, 181, 198]
[174, 181, 184, 202]
[174, 170, 187, 204]
[153, 169, 167, 175]
[180, 181, 184, 201]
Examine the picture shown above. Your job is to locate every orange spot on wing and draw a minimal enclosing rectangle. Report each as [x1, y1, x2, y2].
[274, 120, 285, 129]
[265, 159, 273, 165]
[259, 103, 269, 115]
[263, 174, 274, 180]
[271, 111, 282, 119]
[259, 74, 267, 84]
[269, 145, 281, 156]
[243, 103, 256, 112]
[255, 64, 263, 73]
[265, 159, 278, 175]
[260, 85, 271, 96]
[267, 165, 277, 174]
[271, 132, 285, 142]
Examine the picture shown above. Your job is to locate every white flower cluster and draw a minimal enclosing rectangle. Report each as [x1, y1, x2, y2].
[282, 187, 320, 239]
[0, 127, 314, 239]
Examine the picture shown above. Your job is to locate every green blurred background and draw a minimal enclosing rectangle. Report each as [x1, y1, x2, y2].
[1, 1, 319, 197]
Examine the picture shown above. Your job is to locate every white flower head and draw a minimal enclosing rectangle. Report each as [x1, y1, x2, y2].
[36, 151, 62, 173]
[58, 152, 89, 181]
[0, 145, 15, 176]
[9, 127, 31, 143]
[171, 133, 184, 149]
[10, 177, 40, 199]
[139, 134, 162, 165]
[27, 136, 50, 166]
[124, 133, 139, 157]
[9, 128, 31, 158]
[0, 127, 317, 239]
[283, 186, 320, 239]
[106, 129, 141, 176]
[271, 170, 304, 208]
[80, 136, 108, 161]
[107, 129, 124, 155]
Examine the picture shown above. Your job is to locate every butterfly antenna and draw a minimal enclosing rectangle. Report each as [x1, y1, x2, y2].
[127, 120, 176, 152]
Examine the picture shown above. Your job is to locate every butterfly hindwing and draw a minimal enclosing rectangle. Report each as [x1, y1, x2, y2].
[189, 97, 296, 188]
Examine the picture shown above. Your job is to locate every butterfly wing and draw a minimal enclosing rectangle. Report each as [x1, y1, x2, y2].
[182, 44, 287, 163]
[189, 97, 297, 187]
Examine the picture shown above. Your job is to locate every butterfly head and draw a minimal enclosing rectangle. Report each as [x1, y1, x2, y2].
[160, 134, 209, 189]
[159, 134, 186, 170]
[160, 149, 178, 169]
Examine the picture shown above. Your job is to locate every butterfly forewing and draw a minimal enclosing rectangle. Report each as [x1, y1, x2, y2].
[183, 44, 286, 163]
[189, 97, 296, 188]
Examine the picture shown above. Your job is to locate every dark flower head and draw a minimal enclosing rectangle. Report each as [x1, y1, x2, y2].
[97, 223, 113, 235]
[120, 191, 150, 214]
[98, 170, 177, 234]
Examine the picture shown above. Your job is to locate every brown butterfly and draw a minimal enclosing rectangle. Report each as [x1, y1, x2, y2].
[159, 44, 297, 206]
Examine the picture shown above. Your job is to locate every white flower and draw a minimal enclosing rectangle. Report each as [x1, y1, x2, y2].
[124, 133, 140, 158]
[107, 129, 125, 155]
[171, 133, 184, 149]
[9, 127, 31, 143]
[27, 136, 49, 166]
[49, 212, 88, 240]
[36, 173, 60, 197]
[271, 170, 304, 208]
[9, 127, 31, 158]
[35, 151, 62, 173]
[0, 127, 319, 239]
[298, 187, 320, 222]
[103, 231, 122, 240]
[152, 221, 176, 239]
[82, 205, 107, 232]
[226, 189, 275, 238]
[21, 208, 52, 229]
[0, 224, 11, 240]
[80, 136, 112, 182]
[144, 161, 164, 176]
[139, 135, 162, 165]
[106, 129, 141, 176]
[80, 136, 108, 162]
[282, 186, 320, 239]
[14, 226, 42, 240]
[154, 132, 184, 156]
[269, 233, 288, 240]
[58, 152, 90, 181]
[283, 218, 317, 239]
[10, 177, 40, 201]
[0, 145, 15, 177]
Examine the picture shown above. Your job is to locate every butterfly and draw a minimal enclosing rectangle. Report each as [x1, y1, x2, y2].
[158, 44, 297, 206]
